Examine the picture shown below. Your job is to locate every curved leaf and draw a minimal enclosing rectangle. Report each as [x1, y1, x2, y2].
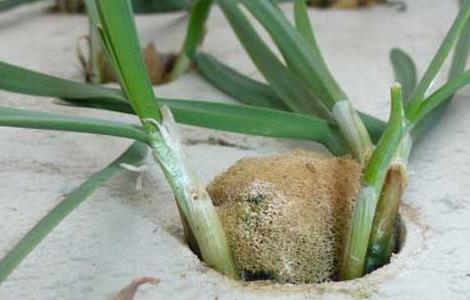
[195, 52, 385, 142]
[239, 0, 345, 108]
[0, 106, 148, 143]
[0, 60, 347, 153]
[214, 0, 329, 117]
[195, 52, 288, 110]
[0, 142, 148, 284]
[94, 0, 161, 122]
[171, 0, 212, 80]
[407, 1, 470, 114]
[390, 48, 417, 102]
[410, 69, 470, 124]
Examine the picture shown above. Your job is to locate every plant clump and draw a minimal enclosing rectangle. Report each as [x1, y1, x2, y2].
[208, 150, 362, 283]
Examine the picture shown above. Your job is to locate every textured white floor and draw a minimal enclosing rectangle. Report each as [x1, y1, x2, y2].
[0, 1, 469, 299]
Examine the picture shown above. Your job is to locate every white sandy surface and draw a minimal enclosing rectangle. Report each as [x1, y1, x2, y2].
[0, 1, 469, 299]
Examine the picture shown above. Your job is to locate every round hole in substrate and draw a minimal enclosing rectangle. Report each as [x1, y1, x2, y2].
[198, 149, 413, 284]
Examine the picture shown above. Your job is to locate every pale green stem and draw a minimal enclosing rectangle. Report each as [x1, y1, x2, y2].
[145, 106, 238, 279]
[364, 133, 411, 272]
[341, 84, 405, 280]
[170, 0, 212, 81]
[332, 101, 374, 165]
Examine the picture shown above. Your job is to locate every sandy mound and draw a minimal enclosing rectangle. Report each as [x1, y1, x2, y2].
[208, 150, 361, 283]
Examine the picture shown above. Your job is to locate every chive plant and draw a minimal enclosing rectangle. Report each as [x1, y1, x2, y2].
[189, 0, 470, 279]
[88, 0, 239, 278]
[0, 0, 366, 284]
[1, 0, 470, 284]
[0, 0, 239, 282]
[0, 58, 362, 284]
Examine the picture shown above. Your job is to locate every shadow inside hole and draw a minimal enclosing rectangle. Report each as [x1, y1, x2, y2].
[360, 215, 405, 277]
[186, 215, 407, 284]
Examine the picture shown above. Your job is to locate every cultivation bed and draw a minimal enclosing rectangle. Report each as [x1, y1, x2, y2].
[0, 0, 469, 299]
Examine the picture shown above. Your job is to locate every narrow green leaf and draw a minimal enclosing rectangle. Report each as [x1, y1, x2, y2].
[178, 0, 211, 59]
[195, 51, 386, 142]
[167, 99, 347, 152]
[364, 165, 404, 273]
[293, 0, 328, 72]
[365, 6, 470, 273]
[342, 84, 405, 280]
[0, 106, 148, 143]
[66, 97, 348, 154]
[449, 12, 470, 81]
[0, 60, 130, 111]
[239, 0, 345, 109]
[409, 69, 470, 124]
[390, 48, 418, 102]
[94, 0, 161, 122]
[0, 58, 378, 150]
[96, 0, 240, 279]
[0, 60, 341, 147]
[0, 141, 148, 284]
[293, 0, 317, 48]
[0, 61, 125, 102]
[358, 112, 386, 143]
[407, 0, 470, 114]
[171, 0, 212, 80]
[214, 0, 330, 117]
[363, 84, 406, 187]
[410, 7, 470, 143]
[195, 52, 288, 110]
[233, 0, 376, 161]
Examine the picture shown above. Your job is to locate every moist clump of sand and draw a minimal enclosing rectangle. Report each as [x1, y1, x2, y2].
[208, 149, 362, 283]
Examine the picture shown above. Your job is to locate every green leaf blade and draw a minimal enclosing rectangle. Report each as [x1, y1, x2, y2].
[410, 69, 470, 124]
[94, 0, 161, 122]
[239, 0, 345, 109]
[390, 48, 418, 102]
[407, 1, 470, 113]
[342, 84, 406, 280]
[195, 52, 288, 110]
[410, 6, 470, 143]
[293, 0, 316, 47]
[363, 84, 406, 187]
[0, 106, 148, 143]
[214, 0, 329, 117]
[170, 0, 212, 80]
[0, 61, 125, 102]
[195, 52, 386, 142]
[293, 0, 326, 69]
[0, 58, 380, 151]
[0, 141, 148, 284]
[163, 98, 348, 155]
